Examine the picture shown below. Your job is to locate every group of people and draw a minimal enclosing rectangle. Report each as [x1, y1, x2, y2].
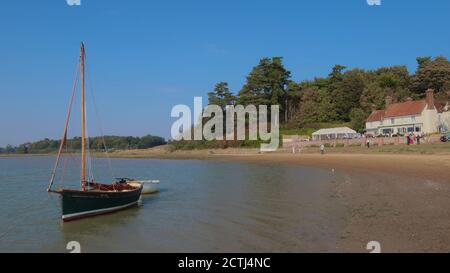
[406, 132, 425, 145]
[290, 131, 428, 155]
[364, 132, 426, 147]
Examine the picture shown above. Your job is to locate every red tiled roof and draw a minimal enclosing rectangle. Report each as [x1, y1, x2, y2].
[366, 100, 431, 122]
[384, 100, 427, 118]
[366, 110, 384, 122]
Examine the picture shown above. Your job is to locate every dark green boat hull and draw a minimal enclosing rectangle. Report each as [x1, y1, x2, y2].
[57, 185, 142, 221]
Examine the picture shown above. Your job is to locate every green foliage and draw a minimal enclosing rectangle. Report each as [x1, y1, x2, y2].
[137, 135, 167, 149]
[330, 69, 365, 121]
[281, 122, 352, 137]
[0, 135, 166, 154]
[410, 56, 450, 102]
[280, 128, 317, 137]
[349, 108, 368, 133]
[208, 82, 236, 109]
[172, 55, 450, 150]
[168, 139, 262, 150]
[237, 57, 291, 121]
[5, 145, 15, 153]
[292, 87, 321, 126]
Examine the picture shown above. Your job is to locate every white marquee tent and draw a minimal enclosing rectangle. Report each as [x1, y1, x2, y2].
[312, 127, 358, 141]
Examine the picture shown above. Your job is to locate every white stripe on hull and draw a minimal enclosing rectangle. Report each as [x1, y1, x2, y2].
[62, 201, 138, 221]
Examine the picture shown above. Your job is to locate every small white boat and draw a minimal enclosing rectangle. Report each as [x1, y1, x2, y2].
[140, 180, 160, 194]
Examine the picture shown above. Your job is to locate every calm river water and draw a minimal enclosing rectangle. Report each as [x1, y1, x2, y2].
[0, 156, 346, 252]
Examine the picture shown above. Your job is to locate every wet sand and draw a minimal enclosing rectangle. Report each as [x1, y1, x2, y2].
[106, 146, 450, 252]
[214, 153, 450, 182]
[213, 153, 450, 252]
[337, 171, 450, 252]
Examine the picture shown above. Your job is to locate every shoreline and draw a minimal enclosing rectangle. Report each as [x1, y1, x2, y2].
[2, 147, 450, 252]
[2, 145, 449, 182]
[212, 153, 450, 182]
[206, 152, 450, 252]
[149, 148, 450, 252]
[108, 144, 450, 182]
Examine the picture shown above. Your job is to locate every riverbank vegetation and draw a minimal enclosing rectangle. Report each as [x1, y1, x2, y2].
[171, 56, 450, 150]
[0, 135, 166, 154]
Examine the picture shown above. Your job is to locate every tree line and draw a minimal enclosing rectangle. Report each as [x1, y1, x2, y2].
[0, 135, 167, 154]
[207, 56, 450, 133]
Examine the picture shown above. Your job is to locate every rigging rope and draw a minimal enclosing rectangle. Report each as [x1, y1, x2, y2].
[47, 61, 80, 191]
[85, 57, 116, 181]
[85, 110, 95, 184]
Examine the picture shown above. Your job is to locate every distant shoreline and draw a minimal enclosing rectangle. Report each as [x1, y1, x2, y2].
[3, 143, 449, 181]
[0, 153, 52, 158]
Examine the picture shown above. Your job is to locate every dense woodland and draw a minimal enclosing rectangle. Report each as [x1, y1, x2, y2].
[172, 55, 450, 150]
[208, 56, 450, 132]
[0, 135, 167, 154]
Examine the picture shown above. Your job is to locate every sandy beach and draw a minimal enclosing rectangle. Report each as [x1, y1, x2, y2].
[215, 153, 450, 252]
[2, 146, 449, 252]
[226, 154, 450, 252]
[108, 144, 450, 182]
[107, 146, 450, 252]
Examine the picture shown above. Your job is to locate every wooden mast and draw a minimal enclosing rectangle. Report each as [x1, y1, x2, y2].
[80, 42, 86, 191]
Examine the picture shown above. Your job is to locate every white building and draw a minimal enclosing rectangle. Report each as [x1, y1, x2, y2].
[312, 127, 358, 141]
[437, 102, 450, 132]
[366, 89, 449, 136]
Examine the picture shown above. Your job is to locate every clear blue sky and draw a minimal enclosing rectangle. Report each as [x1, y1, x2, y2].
[1, 0, 450, 146]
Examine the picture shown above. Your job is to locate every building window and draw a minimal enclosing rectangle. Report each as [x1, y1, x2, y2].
[391, 118, 395, 124]
[415, 127, 421, 132]
[411, 116, 416, 122]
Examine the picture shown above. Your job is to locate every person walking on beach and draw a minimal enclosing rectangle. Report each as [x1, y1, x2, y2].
[320, 144, 325, 155]
[366, 138, 370, 148]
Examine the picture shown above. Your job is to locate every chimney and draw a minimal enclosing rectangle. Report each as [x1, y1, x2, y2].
[385, 96, 393, 108]
[406, 97, 413, 102]
[370, 104, 377, 112]
[425, 89, 434, 109]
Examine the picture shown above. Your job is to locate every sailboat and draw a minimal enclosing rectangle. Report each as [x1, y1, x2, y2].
[47, 42, 143, 222]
